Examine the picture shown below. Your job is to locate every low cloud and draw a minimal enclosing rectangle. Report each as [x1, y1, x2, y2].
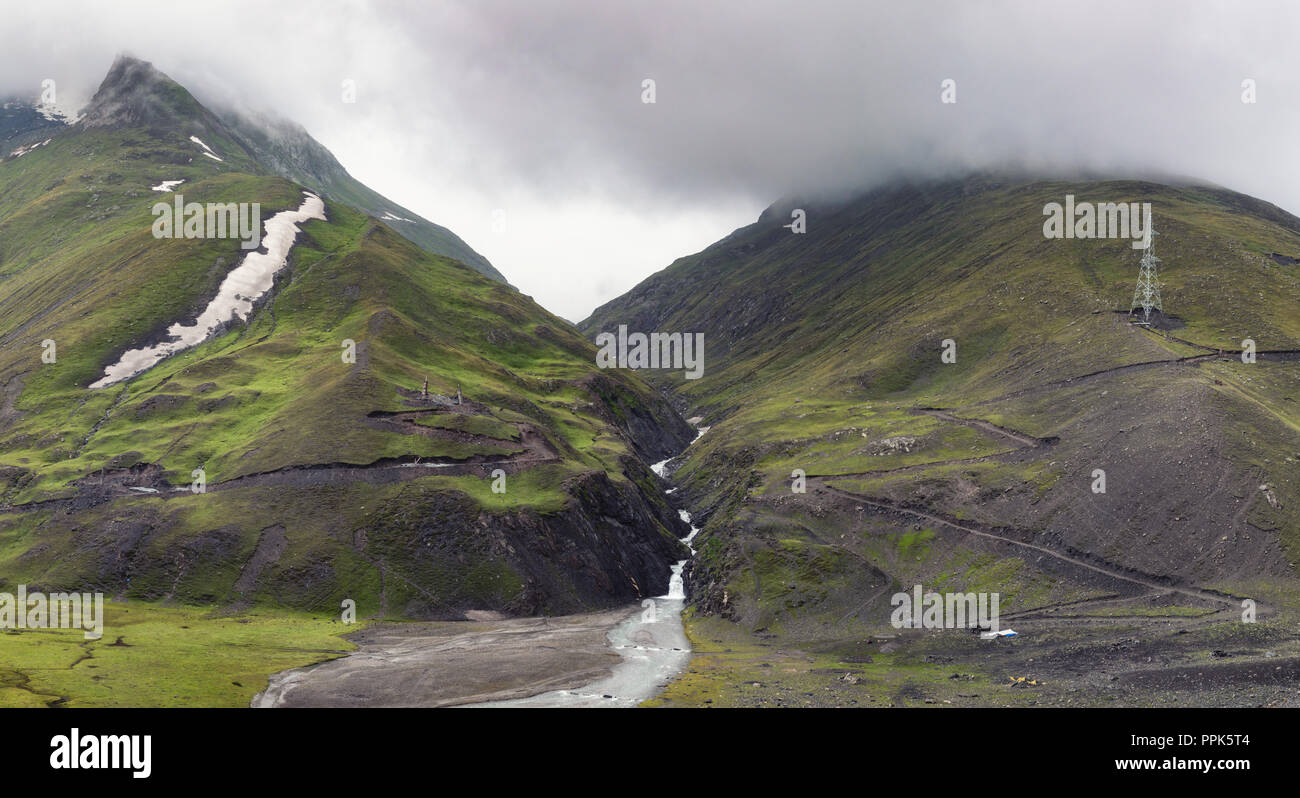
[3, 1, 1299, 319]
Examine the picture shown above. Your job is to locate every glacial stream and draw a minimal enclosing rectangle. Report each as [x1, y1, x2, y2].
[475, 426, 706, 707]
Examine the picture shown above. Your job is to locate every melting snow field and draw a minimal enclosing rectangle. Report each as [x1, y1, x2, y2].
[189, 135, 223, 162]
[151, 179, 184, 192]
[37, 101, 80, 124]
[6, 138, 51, 160]
[90, 192, 325, 389]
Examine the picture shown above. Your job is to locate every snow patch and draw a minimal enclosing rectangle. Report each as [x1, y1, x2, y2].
[6, 138, 51, 159]
[189, 135, 224, 162]
[151, 179, 184, 192]
[90, 192, 326, 389]
[38, 103, 80, 124]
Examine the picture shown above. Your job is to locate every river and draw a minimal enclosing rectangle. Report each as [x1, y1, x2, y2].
[471, 426, 706, 707]
[253, 425, 708, 709]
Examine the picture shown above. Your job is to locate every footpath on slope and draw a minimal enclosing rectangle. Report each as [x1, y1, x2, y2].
[776, 322, 1286, 623]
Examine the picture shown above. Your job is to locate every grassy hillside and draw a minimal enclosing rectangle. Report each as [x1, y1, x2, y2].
[0, 600, 362, 708]
[0, 58, 695, 645]
[585, 175, 1300, 706]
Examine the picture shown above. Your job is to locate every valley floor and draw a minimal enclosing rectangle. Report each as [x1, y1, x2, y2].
[253, 608, 633, 708]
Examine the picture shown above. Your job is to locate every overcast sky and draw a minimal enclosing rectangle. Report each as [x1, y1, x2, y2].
[3, 0, 1300, 321]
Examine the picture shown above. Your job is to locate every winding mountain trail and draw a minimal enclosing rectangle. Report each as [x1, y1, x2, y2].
[0, 407, 561, 514]
[790, 324, 1287, 624]
[813, 482, 1251, 611]
[916, 408, 1052, 448]
[959, 349, 1300, 412]
[958, 355, 1214, 409]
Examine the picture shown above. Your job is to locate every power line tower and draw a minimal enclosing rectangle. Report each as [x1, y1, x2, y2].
[1129, 224, 1162, 324]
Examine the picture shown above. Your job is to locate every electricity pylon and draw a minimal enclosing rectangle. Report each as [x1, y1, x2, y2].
[1130, 224, 1162, 324]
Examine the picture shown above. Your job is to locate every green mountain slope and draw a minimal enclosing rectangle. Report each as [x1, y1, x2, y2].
[583, 175, 1300, 705]
[0, 56, 693, 622]
[216, 106, 507, 283]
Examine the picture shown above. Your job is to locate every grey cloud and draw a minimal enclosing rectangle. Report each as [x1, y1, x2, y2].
[3, 0, 1299, 319]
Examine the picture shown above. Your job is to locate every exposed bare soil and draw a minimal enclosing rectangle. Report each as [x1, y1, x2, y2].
[252, 607, 636, 707]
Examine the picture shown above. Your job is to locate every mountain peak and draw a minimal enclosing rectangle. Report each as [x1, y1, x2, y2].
[67, 54, 505, 282]
[79, 54, 206, 129]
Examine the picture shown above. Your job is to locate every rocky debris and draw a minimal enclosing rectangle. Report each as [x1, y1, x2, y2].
[1259, 483, 1280, 509]
[866, 436, 919, 455]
